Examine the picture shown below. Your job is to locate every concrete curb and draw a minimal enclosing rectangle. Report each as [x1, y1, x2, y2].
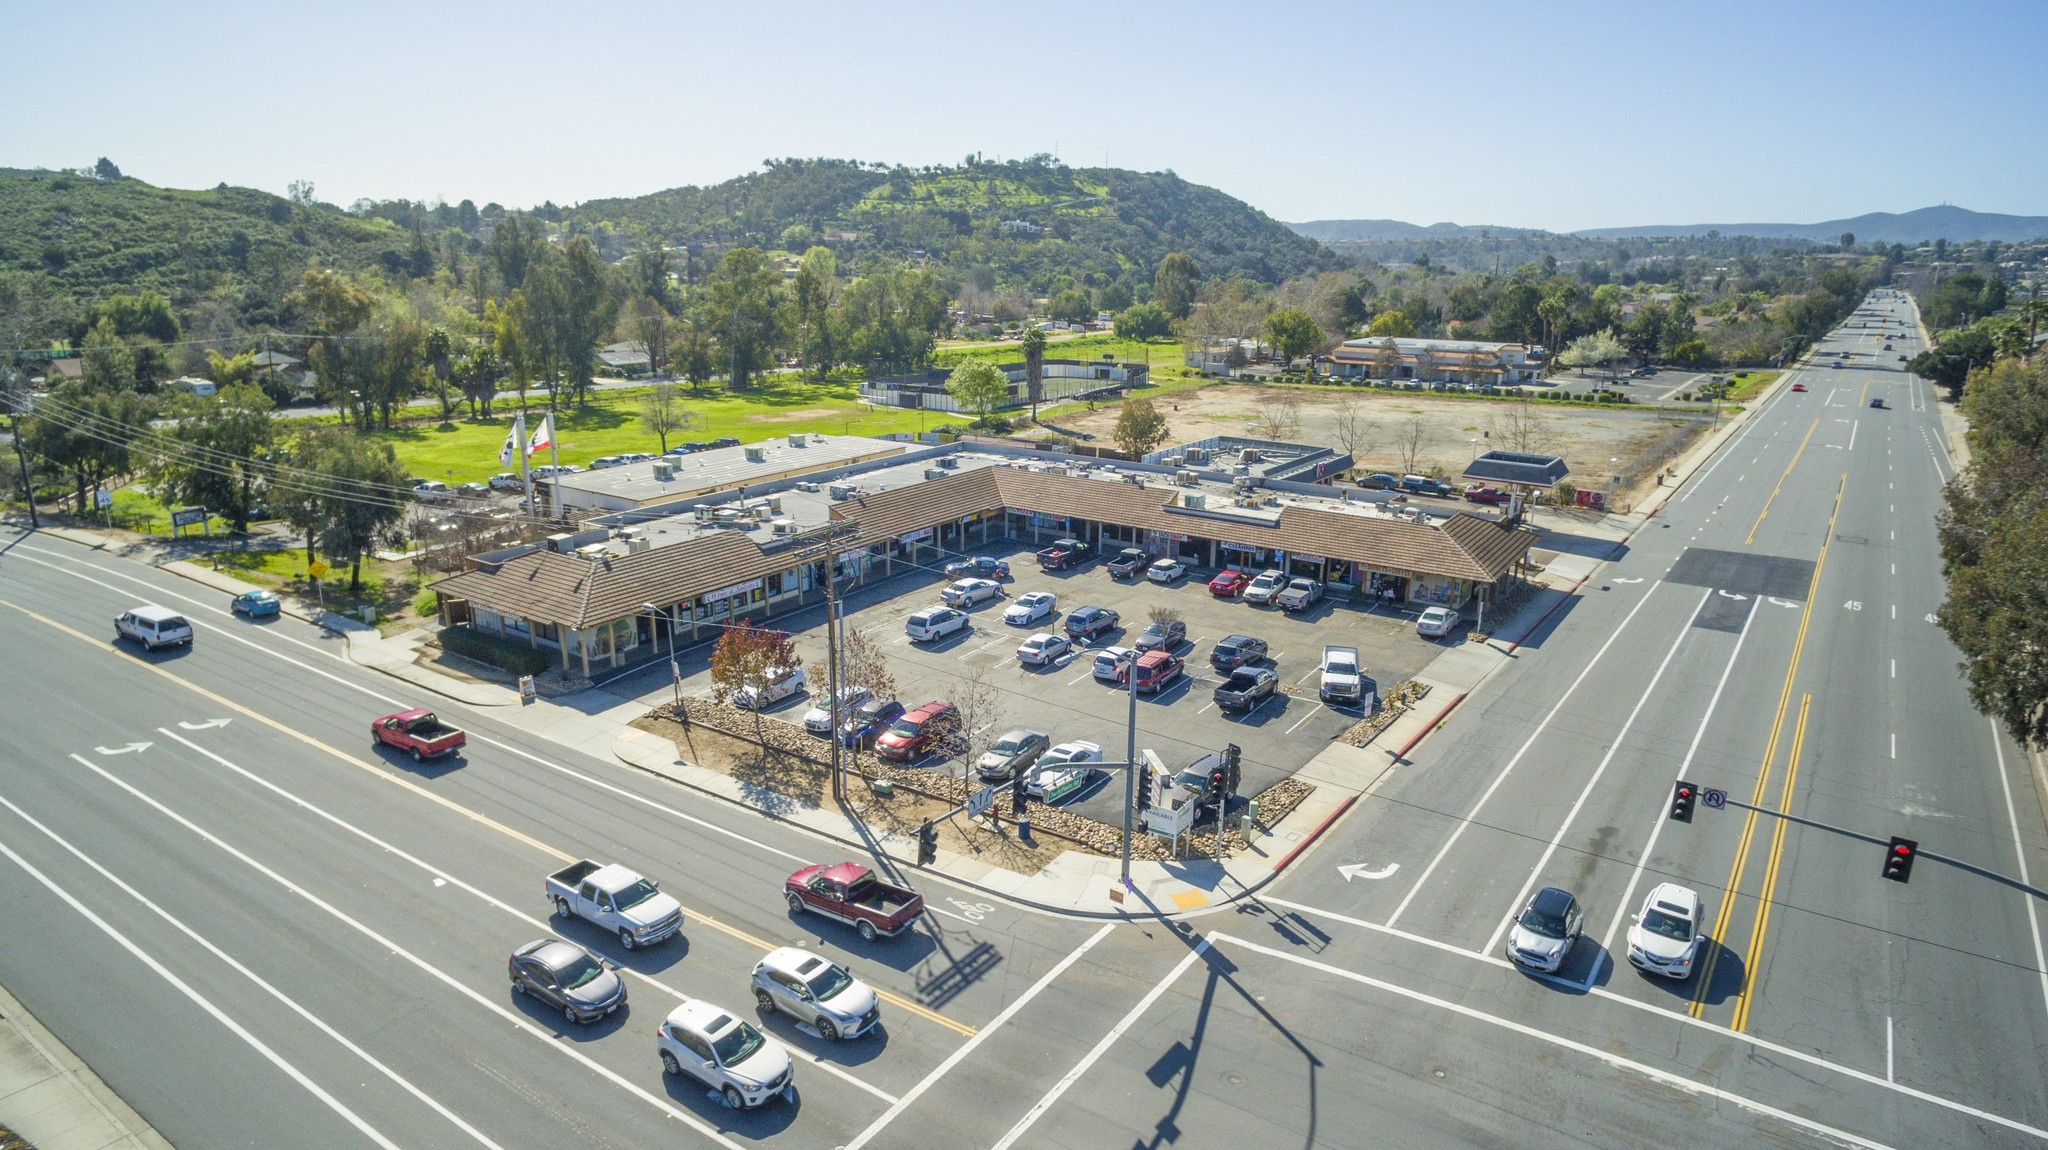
[0, 980, 171, 1150]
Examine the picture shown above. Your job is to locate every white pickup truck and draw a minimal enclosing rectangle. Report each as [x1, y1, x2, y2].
[545, 860, 684, 950]
[1319, 645, 1363, 706]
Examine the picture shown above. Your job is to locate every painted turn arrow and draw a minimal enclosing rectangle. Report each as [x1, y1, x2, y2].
[94, 742, 151, 755]
[178, 719, 232, 731]
[1338, 863, 1400, 882]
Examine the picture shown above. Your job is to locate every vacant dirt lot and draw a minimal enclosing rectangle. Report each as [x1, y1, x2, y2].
[1037, 383, 1700, 489]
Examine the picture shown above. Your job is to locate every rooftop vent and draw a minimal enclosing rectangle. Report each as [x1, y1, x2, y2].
[743, 445, 767, 464]
[795, 481, 821, 492]
[924, 468, 948, 480]
[1183, 492, 1207, 510]
[938, 456, 959, 469]
[827, 483, 855, 501]
[788, 434, 804, 447]
[651, 460, 676, 480]
[1176, 470, 1199, 486]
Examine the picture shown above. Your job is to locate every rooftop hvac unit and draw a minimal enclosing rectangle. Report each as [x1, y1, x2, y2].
[924, 468, 948, 480]
[574, 543, 608, 560]
[1232, 476, 1255, 492]
[827, 483, 855, 501]
[770, 519, 798, 535]
[713, 507, 743, 525]
[743, 446, 767, 463]
[788, 434, 805, 447]
[1182, 492, 1206, 510]
[795, 481, 821, 492]
[1176, 470, 1198, 486]
[1240, 448, 1260, 464]
[1183, 447, 1208, 464]
[767, 495, 782, 512]
[546, 533, 575, 552]
[938, 456, 959, 469]
[626, 537, 651, 553]
[1232, 464, 1251, 478]
[651, 460, 676, 480]
[1161, 455, 1183, 467]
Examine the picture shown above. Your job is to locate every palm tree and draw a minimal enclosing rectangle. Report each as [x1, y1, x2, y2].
[1021, 326, 1046, 422]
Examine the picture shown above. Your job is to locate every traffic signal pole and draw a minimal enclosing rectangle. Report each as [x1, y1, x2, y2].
[1700, 795, 2047, 900]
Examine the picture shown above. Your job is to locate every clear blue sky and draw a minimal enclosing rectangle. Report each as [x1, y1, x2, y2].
[5, 0, 2042, 232]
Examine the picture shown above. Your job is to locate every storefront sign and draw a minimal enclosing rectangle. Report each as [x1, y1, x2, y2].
[704, 577, 764, 605]
[900, 527, 933, 543]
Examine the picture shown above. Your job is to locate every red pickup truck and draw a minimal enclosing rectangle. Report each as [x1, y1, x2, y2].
[371, 709, 467, 761]
[784, 863, 924, 941]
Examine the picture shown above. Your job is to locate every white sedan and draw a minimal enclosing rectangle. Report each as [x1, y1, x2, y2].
[802, 685, 872, 735]
[1027, 741, 1104, 800]
[1416, 605, 1461, 638]
[941, 577, 1003, 608]
[1146, 558, 1187, 583]
[1003, 592, 1058, 626]
[1015, 632, 1072, 666]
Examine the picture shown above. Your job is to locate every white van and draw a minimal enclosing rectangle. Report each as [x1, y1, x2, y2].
[904, 605, 970, 643]
[733, 666, 807, 710]
[115, 605, 194, 650]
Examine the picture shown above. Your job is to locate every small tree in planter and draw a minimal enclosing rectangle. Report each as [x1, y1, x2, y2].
[708, 621, 800, 742]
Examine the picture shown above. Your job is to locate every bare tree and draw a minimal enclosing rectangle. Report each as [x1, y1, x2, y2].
[639, 382, 692, 451]
[1396, 413, 1432, 475]
[839, 624, 897, 703]
[1253, 390, 1301, 440]
[1374, 337, 1401, 380]
[938, 666, 1003, 784]
[1330, 398, 1372, 458]
[1486, 398, 1549, 454]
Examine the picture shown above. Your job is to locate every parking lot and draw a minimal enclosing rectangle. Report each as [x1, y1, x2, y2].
[665, 540, 1460, 830]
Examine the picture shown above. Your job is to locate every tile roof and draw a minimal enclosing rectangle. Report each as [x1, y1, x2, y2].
[435, 464, 1533, 628]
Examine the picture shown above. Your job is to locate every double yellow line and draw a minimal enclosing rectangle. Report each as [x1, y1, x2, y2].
[1746, 418, 1820, 546]
[1689, 476, 1844, 1027]
[1, 599, 976, 1038]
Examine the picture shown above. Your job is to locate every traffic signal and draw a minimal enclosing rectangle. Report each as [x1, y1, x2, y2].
[916, 822, 938, 866]
[1224, 744, 1242, 795]
[1881, 836, 1917, 883]
[1010, 769, 1029, 818]
[1670, 780, 1697, 823]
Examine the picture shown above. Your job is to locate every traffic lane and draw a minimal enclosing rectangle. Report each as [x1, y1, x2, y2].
[7, 733, 902, 1148]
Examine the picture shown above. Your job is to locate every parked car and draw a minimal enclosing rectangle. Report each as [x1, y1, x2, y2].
[1319, 645, 1364, 706]
[1357, 473, 1399, 490]
[1027, 741, 1103, 801]
[453, 482, 490, 498]
[837, 697, 905, 748]
[656, 999, 793, 1110]
[751, 947, 879, 1042]
[976, 728, 1051, 781]
[1034, 538, 1092, 571]
[1897, 354, 1908, 363]
[1275, 578, 1323, 612]
[1209, 635, 1268, 671]
[1091, 646, 1136, 682]
[1416, 606, 1461, 638]
[1463, 485, 1508, 505]
[1626, 883, 1704, 980]
[1212, 667, 1278, 713]
[709, 437, 740, 449]
[1146, 558, 1187, 583]
[1208, 569, 1252, 598]
[415, 479, 450, 500]
[944, 555, 1010, 580]
[1015, 632, 1071, 666]
[231, 589, 281, 618]
[1134, 618, 1186, 652]
[1106, 548, 1152, 579]
[904, 605, 970, 643]
[802, 685, 872, 735]
[1064, 605, 1120, 641]
[371, 708, 466, 761]
[1126, 650, 1183, 693]
[588, 455, 626, 470]
[618, 452, 654, 464]
[941, 577, 1003, 607]
[874, 700, 957, 762]
[1003, 592, 1058, 626]
[488, 472, 524, 492]
[783, 862, 924, 941]
[732, 666, 806, 710]
[509, 938, 626, 1024]
[1399, 474, 1455, 497]
[1242, 569, 1286, 606]
[1506, 887, 1583, 973]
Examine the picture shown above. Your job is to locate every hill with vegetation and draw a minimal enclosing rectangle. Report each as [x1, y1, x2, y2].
[0, 167, 418, 311]
[1575, 205, 2048, 244]
[563, 156, 1347, 288]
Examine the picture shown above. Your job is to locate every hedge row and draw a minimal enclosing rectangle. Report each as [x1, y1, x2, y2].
[438, 625, 550, 676]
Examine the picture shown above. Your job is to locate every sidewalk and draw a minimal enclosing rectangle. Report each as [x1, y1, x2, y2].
[0, 981, 169, 1150]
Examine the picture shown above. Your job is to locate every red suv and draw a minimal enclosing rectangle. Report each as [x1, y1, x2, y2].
[1122, 650, 1183, 694]
[874, 701, 957, 762]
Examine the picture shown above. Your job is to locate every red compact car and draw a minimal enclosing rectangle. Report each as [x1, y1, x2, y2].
[1208, 570, 1251, 598]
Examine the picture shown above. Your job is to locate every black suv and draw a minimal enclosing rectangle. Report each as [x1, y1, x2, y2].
[1065, 606, 1121, 641]
[1209, 635, 1269, 671]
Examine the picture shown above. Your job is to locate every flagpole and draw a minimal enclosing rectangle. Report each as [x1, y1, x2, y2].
[514, 412, 533, 521]
[546, 414, 560, 519]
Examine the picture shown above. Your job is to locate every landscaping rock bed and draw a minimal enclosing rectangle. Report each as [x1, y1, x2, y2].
[1336, 680, 1431, 748]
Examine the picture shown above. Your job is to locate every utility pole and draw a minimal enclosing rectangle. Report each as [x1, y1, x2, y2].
[1120, 644, 1140, 887]
[797, 520, 858, 801]
[8, 393, 37, 529]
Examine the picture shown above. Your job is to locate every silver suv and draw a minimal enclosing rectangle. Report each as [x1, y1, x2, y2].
[115, 606, 194, 651]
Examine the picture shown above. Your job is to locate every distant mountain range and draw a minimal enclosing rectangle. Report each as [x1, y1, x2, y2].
[1288, 206, 2048, 245]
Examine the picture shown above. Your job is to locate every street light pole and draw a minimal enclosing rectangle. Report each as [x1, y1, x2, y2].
[1120, 646, 1139, 887]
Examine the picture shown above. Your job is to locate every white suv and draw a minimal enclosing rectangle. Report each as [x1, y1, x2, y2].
[904, 606, 970, 643]
[733, 666, 806, 710]
[115, 606, 194, 651]
[656, 999, 793, 1109]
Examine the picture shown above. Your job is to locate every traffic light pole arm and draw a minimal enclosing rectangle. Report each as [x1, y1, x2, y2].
[1716, 796, 2048, 902]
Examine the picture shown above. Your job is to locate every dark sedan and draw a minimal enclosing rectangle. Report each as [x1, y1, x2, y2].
[509, 938, 627, 1024]
[838, 697, 906, 748]
[944, 555, 1011, 580]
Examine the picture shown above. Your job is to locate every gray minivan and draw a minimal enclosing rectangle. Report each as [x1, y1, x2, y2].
[115, 606, 194, 650]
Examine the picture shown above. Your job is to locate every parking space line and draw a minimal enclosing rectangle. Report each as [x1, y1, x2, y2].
[1285, 701, 1325, 734]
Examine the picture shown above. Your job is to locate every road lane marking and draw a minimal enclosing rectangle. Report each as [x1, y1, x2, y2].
[844, 922, 1116, 1150]
[0, 834, 411, 1150]
[1485, 587, 1710, 957]
[1745, 418, 1820, 546]
[1600, 595, 1757, 951]
[1384, 580, 1666, 930]
[1988, 718, 2048, 1027]
[988, 936, 1212, 1150]
[1691, 475, 1844, 1020]
[1213, 933, 1892, 1150]
[0, 792, 510, 1150]
[49, 754, 754, 1148]
[1731, 692, 1811, 1032]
